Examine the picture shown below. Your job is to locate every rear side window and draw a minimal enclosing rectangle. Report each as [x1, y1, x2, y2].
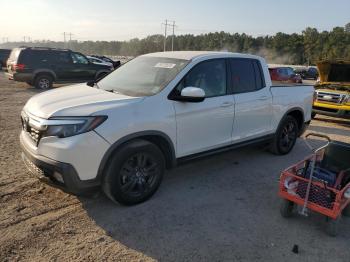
[20, 50, 52, 64]
[229, 59, 256, 93]
[229, 59, 265, 93]
[253, 61, 265, 89]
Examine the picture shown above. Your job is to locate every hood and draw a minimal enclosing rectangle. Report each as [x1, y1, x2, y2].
[316, 60, 350, 89]
[24, 83, 143, 119]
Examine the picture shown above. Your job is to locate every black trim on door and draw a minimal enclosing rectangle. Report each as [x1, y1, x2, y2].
[177, 134, 275, 164]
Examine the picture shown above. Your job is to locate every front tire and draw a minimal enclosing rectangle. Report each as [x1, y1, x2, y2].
[270, 115, 298, 155]
[102, 139, 165, 205]
[34, 74, 53, 90]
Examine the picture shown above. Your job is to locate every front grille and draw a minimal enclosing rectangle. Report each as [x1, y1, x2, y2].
[316, 91, 346, 104]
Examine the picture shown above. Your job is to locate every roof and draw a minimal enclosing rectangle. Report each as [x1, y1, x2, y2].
[142, 51, 261, 61]
[18, 46, 71, 52]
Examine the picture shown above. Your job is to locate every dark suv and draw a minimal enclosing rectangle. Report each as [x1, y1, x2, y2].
[0, 49, 11, 69]
[6, 47, 112, 89]
[294, 67, 318, 80]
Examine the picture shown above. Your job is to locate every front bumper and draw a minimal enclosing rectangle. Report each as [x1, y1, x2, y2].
[20, 134, 101, 195]
[313, 106, 350, 119]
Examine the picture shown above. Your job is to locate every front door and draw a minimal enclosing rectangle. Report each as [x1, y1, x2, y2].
[172, 59, 235, 157]
[70, 52, 96, 81]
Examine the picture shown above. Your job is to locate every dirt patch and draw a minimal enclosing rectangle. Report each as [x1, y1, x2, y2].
[0, 71, 349, 261]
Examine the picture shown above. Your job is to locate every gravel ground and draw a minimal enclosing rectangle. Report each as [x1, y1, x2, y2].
[0, 71, 350, 262]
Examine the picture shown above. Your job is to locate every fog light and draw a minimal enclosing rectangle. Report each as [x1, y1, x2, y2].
[53, 172, 64, 183]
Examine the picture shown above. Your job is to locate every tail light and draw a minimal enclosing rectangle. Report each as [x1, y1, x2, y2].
[13, 64, 25, 71]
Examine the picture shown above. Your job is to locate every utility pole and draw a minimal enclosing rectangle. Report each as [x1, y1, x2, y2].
[162, 19, 168, 52]
[68, 32, 73, 41]
[23, 36, 26, 42]
[171, 20, 175, 51]
[162, 20, 176, 52]
[63, 32, 66, 43]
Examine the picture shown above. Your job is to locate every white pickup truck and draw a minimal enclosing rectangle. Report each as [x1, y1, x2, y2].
[20, 51, 314, 205]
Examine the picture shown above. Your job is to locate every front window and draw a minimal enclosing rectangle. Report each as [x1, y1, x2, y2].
[98, 56, 188, 97]
[71, 53, 89, 64]
[175, 59, 227, 97]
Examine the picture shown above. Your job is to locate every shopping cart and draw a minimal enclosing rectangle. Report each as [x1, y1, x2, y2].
[278, 133, 350, 236]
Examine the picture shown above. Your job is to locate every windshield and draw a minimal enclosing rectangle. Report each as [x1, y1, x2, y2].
[97, 56, 188, 97]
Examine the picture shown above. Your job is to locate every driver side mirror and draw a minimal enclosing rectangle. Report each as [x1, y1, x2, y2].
[168, 86, 206, 102]
[179, 87, 205, 102]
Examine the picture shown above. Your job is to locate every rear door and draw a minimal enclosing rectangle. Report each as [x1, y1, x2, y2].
[49, 51, 75, 81]
[172, 59, 235, 157]
[229, 58, 273, 142]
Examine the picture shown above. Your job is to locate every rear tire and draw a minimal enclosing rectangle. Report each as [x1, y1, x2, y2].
[102, 139, 165, 205]
[34, 74, 53, 90]
[280, 199, 294, 218]
[270, 115, 298, 155]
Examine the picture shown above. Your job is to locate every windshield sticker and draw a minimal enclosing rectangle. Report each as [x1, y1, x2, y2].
[155, 63, 176, 69]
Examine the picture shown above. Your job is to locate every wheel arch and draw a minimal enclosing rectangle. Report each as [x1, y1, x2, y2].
[96, 131, 176, 181]
[278, 107, 305, 135]
[33, 69, 57, 81]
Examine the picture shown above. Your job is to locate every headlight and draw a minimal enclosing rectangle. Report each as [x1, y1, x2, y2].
[43, 116, 107, 138]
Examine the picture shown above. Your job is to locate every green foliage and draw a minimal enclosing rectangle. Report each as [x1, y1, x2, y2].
[1, 24, 349, 65]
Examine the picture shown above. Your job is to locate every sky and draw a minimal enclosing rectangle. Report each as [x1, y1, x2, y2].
[0, 0, 349, 42]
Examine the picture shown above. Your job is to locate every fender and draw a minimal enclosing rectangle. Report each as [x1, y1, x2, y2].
[95, 69, 111, 79]
[276, 106, 305, 135]
[33, 69, 57, 81]
[96, 130, 177, 181]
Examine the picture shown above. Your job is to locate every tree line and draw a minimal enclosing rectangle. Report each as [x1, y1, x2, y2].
[1, 23, 349, 65]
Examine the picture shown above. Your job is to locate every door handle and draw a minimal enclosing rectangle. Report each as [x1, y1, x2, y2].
[220, 101, 233, 107]
[258, 96, 269, 101]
